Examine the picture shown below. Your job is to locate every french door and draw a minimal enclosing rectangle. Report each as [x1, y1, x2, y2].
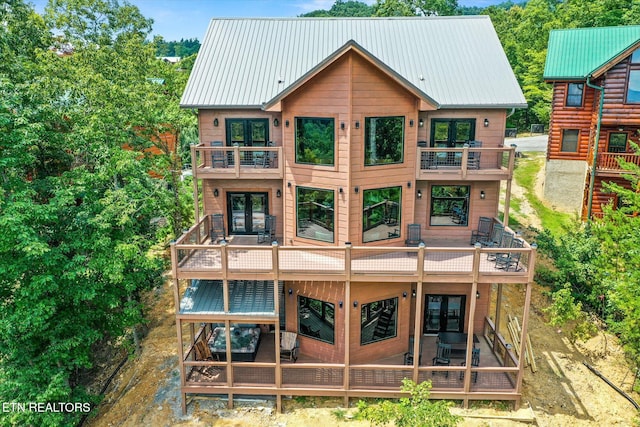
[226, 119, 269, 165]
[227, 192, 268, 235]
[430, 119, 476, 165]
[423, 294, 466, 334]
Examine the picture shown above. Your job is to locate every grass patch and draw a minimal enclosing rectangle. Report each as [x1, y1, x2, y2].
[513, 154, 573, 235]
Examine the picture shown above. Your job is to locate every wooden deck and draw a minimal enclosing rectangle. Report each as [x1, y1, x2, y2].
[173, 242, 532, 284]
[182, 325, 520, 405]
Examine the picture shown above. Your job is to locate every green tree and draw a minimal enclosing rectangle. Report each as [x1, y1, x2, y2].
[355, 379, 462, 426]
[301, 0, 374, 17]
[0, 1, 191, 425]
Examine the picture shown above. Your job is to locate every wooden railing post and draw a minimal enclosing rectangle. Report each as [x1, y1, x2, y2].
[234, 145, 240, 178]
[344, 242, 352, 398]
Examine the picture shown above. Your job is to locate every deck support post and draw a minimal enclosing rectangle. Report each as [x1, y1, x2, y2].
[344, 243, 352, 403]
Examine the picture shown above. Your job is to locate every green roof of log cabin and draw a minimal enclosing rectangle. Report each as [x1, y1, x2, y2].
[544, 25, 640, 80]
[181, 16, 527, 109]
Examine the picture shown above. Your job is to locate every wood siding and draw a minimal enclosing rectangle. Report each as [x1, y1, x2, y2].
[349, 52, 417, 246]
[281, 54, 351, 246]
[602, 58, 640, 124]
[547, 83, 595, 162]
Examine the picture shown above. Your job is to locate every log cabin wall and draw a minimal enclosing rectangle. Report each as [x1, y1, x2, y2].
[601, 57, 640, 125]
[547, 82, 596, 162]
[586, 176, 628, 219]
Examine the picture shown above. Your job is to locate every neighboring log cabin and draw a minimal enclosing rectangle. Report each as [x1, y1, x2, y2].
[173, 17, 537, 413]
[544, 25, 640, 218]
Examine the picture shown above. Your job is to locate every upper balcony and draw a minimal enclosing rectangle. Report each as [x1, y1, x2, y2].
[595, 152, 640, 176]
[171, 215, 535, 286]
[416, 146, 515, 181]
[192, 144, 283, 180]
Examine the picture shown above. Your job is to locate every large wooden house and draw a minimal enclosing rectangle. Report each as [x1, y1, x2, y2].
[544, 25, 640, 218]
[172, 17, 537, 413]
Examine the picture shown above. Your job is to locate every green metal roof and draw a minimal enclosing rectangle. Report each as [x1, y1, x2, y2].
[544, 25, 640, 80]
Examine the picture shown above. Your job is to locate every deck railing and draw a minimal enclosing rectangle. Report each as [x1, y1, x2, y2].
[172, 217, 535, 285]
[181, 320, 521, 403]
[416, 146, 515, 179]
[596, 152, 640, 171]
[192, 144, 283, 179]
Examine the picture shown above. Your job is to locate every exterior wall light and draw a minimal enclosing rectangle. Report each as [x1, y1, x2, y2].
[276, 189, 281, 198]
[355, 186, 359, 193]
[213, 118, 219, 127]
[285, 119, 289, 127]
[274, 118, 279, 127]
[476, 291, 480, 299]
[355, 121, 360, 129]
[213, 188, 219, 197]
[417, 189, 422, 199]
[484, 118, 489, 127]
[480, 190, 486, 200]
[409, 119, 414, 127]
[353, 300, 358, 308]
[419, 118, 424, 127]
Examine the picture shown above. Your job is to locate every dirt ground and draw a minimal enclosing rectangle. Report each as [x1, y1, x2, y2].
[85, 154, 640, 427]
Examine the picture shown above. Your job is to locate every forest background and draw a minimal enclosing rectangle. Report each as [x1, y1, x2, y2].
[2, 0, 640, 426]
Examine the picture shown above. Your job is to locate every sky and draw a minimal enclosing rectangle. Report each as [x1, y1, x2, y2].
[30, 0, 506, 42]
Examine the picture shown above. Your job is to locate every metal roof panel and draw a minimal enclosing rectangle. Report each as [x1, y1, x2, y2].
[181, 17, 526, 109]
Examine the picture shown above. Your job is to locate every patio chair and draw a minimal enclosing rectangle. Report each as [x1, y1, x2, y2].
[210, 213, 225, 243]
[467, 140, 482, 169]
[478, 223, 504, 248]
[488, 231, 514, 261]
[459, 347, 480, 382]
[210, 141, 227, 168]
[495, 237, 524, 271]
[470, 216, 493, 245]
[280, 331, 299, 362]
[257, 214, 276, 244]
[405, 224, 424, 247]
[432, 342, 451, 377]
[403, 335, 423, 365]
[193, 339, 220, 378]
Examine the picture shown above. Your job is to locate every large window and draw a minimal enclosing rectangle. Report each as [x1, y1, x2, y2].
[566, 83, 584, 107]
[362, 186, 402, 243]
[361, 297, 398, 345]
[430, 185, 469, 226]
[296, 187, 334, 242]
[295, 117, 335, 165]
[608, 133, 628, 153]
[560, 129, 579, 152]
[298, 296, 334, 344]
[364, 116, 404, 165]
[627, 70, 640, 103]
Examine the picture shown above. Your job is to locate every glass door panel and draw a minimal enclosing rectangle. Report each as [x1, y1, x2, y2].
[251, 194, 266, 232]
[424, 294, 466, 334]
[229, 194, 246, 233]
[227, 192, 269, 235]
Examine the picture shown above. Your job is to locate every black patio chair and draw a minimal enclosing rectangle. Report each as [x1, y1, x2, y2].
[210, 213, 225, 243]
[210, 141, 227, 168]
[432, 342, 451, 377]
[470, 216, 493, 245]
[495, 237, 524, 271]
[405, 223, 424, 247]
[257, 214, 276, 244]
[460, 347, 480, 382]
[403, 335, 423, 365]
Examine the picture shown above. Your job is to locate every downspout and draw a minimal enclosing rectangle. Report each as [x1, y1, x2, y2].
[586, 75, 604, 221]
